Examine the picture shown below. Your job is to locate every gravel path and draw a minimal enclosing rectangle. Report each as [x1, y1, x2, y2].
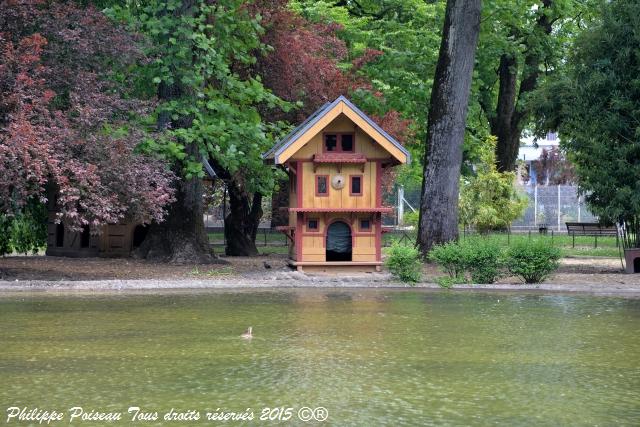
[1, 270, 639, 296]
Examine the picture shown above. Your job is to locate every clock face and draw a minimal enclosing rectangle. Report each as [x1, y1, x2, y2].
[331, 174, 345, 190]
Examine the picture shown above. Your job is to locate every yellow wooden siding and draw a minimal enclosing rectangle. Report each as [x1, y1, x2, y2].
[276, 100, 408, 164]
[300, 162, 377, 209]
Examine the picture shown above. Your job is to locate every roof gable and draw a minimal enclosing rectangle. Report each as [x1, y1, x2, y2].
[263, 96, 410, 165]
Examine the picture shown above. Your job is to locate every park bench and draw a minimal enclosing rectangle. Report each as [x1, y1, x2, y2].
[565, 222, 618, 248]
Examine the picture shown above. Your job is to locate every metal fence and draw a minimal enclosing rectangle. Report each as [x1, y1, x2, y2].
[204, 183, 599, 233]
[391, 184, 599, 232]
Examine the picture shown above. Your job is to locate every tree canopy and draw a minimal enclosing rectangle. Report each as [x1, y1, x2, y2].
[533, 0, 640, 230]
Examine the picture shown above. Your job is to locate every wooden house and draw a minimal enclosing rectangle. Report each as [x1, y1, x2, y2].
[264, 96, 410, 272]
[45, 160, 217, 258]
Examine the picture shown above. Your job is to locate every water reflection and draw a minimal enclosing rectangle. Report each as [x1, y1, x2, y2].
[0, 290, 639, 426]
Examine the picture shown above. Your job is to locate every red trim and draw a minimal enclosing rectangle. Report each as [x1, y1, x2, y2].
[315, 175, 329, 197]
[289, 207, 393, 213]
[350, 175, 363, 196]
[296, 162, 303, 208]
[323, 218, 355, 249]
[295, 213, 303, 261]
[375, 213, 382, 262]
[322, 132, 355, 153]
[291, 157, 398, 162]
[376, 160, 382, 208]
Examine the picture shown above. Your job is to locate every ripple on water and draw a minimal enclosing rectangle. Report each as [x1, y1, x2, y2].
[0, 291, 639, 426]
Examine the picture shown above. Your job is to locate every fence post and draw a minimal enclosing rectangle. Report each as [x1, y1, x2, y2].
[557, 185, 561, 232]
[397, 186, 404, 227]
[578, 195, 581, 222]
[534, 184, 538, 226]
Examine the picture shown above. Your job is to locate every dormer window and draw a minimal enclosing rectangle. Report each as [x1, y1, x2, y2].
[324, 133, 355, 153]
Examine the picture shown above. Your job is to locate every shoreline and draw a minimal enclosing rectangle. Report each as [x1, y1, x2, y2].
[1, 278, 639, 297]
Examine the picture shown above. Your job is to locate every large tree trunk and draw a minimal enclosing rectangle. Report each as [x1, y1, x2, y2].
[417, 0, 482, 256]
[224, 182, 262, 256]
[134, 166, 217, 263]
[206, 158, 263, 256]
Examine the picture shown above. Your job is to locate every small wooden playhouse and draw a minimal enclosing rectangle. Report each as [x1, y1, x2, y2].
[264, 96, 410, 272]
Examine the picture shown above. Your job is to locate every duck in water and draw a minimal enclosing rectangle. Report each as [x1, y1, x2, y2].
[241, 327, 253, 339]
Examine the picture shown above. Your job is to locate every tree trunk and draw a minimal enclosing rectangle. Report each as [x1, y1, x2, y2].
[269, 177, 289, 228]
[224, 180, 262, 256]
[134, 165, 218, 263]
[205, 158, 263, 256]
[491, 0, 553, 172]
[416, 0, 482, 256]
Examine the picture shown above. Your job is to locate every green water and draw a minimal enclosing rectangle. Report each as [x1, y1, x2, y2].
[1, 290, 639, 426]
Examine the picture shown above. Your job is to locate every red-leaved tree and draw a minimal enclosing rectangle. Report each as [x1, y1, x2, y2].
[0, 0, 175, 230]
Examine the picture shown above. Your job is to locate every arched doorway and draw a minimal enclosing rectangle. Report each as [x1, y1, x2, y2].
[326, 221, 352, 261]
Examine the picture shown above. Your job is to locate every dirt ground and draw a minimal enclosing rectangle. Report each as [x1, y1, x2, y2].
[0, 254, 638, 285]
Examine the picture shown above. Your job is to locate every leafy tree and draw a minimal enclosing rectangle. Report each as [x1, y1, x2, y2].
[534, 0, 640, 247]
[459, 137, 528, 232]
[108, 0, 292, 258]
[0, 1, 175, 230]
[416, 0, 482, 256]
[475, 0, 592, 172]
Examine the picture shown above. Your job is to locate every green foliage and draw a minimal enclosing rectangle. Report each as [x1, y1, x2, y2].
[463, 239, 504, 284]
[459, 137, 528, 232]
[429, 238, 504, 284]
[506, 240, 561, 284]
[0, 201, 47, 256]
[385, 243, 423, 284]
[428, 241, 467, 279]
[107, 0, 291, 193]
[436, 275, 467, 289]
[403, 210, 419, 228]
[533, 1, 640, 226]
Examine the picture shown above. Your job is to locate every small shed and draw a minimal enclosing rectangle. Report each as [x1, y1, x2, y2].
[45, 160, 217, 258]
[264, 96, 410, 272]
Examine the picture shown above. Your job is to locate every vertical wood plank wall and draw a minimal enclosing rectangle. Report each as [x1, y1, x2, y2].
[287, 114, 390, 263]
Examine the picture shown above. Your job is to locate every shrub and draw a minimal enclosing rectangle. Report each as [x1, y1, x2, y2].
[428, 241, 467, 278]
[386, 243, 423, 284]
[436, 275, 467, 288]
[463, 239, 504, 284]
[506, 240, 561, 283]
[429, 238, 505, 284]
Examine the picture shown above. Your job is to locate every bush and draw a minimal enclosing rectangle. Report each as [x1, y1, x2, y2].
[428, 241, 468, 278]
[386, 243, 423, 284]
[429, 239, 505, 284]
[463, 239, 504, 284]
[436, 275, 467, 288]
[506, 240, 561, 283]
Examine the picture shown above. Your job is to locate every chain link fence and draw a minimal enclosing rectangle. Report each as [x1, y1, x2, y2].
[390, 184, 599, 232]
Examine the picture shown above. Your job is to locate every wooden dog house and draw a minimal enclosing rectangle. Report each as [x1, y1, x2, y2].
[264, 96, 410, 272]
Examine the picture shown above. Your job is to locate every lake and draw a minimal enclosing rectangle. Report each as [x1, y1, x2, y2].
[1, 290, 639, 426]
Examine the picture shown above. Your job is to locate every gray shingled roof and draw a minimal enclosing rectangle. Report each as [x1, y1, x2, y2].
[262, 95, 410, 164]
